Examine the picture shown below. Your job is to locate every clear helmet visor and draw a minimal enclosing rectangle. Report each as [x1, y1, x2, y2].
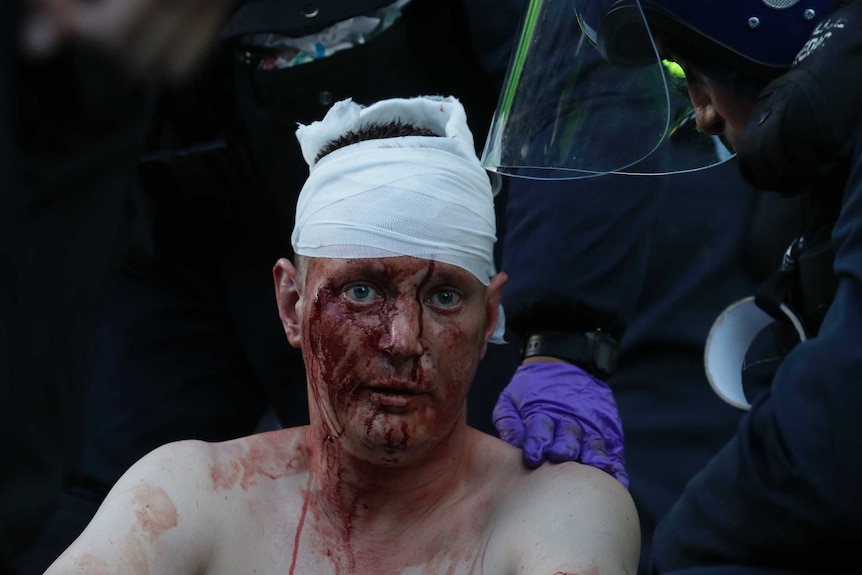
[481, 0, 734, 180]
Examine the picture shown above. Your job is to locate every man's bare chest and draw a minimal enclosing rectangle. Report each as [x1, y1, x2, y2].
[206, 496, 508, 575]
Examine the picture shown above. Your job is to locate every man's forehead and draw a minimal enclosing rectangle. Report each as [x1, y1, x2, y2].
[307, 256, 479, 284]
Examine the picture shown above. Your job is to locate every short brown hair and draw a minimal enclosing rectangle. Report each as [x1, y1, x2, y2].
[315, 120, 439, 163]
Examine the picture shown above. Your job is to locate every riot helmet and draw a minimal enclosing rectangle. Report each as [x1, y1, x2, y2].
[481, 0, 832, 179]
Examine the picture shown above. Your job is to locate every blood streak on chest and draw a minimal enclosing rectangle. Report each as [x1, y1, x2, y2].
[287, 439, 362, 575]
[288, 487, 310, 575]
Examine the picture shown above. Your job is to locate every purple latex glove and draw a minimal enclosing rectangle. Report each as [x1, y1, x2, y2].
[494, 362, 629, 488]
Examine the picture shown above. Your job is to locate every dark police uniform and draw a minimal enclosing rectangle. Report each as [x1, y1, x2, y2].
[649, 2, 862, 570]
[483, 157, 806, 575]
[468, 32, 807, 572]
[651, 132, 862, 575]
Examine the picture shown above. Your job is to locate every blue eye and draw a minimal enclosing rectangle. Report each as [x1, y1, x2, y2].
[346, 284, 377, 303]
[430, 290, 461, 308]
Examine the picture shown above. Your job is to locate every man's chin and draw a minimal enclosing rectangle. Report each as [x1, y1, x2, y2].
[339, 414, 432, 463]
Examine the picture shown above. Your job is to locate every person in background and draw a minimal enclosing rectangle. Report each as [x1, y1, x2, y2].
[478, 164, 801, 574]
[471, 25, 805, 570]
[485, 0, 862, 572]
[2, 0, 233, 569]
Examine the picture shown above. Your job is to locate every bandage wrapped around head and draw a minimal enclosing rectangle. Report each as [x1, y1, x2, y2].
[292, 95, 506, 343]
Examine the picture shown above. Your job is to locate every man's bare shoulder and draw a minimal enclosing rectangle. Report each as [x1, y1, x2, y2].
[203, 427, 312, 491]
[114, 426, 312, 493]
[467, 429, 530, 477]
[494, 460, 640, 575]
[466, 429, 635, 516]
[523, 458, 632, 501]
[43, 427, 312, 575]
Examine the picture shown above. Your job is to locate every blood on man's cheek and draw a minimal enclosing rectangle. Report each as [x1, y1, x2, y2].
[302, 281, 370, 408]
[300, 259, 481, 413]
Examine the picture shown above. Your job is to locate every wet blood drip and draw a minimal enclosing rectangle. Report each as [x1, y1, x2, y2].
[307, 286, 345, 437]
[311, 280, 371, 433]
[303, 265, 369, 567]
[399, 421, 410, 448]
[288, 487, 310, 575]
[330, 460, 360, 573]
[409, 261, 434, 386]
[364, 408, 375, 435]
[310, 436, 359, 573]
[381, 260, 435, 449]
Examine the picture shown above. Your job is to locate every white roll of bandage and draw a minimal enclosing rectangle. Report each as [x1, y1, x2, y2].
[292, 95, 506, 343]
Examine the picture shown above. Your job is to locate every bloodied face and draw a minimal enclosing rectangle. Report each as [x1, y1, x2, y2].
[275, 256, 506, 464]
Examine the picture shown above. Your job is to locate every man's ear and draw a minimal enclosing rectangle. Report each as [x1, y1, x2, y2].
[483, 272, 508, 344]
[273, 258, 302, 348]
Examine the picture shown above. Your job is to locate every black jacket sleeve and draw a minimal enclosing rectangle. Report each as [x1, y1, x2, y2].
[651, 133, 862, 574]
[501, 174, 661, 341]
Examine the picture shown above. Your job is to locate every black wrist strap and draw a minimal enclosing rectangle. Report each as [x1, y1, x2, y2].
[522, 331, 619, 379]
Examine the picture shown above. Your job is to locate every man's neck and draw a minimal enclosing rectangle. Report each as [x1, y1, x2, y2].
[303, 422, 475, 541]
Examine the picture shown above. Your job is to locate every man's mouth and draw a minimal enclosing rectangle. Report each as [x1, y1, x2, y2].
[370, 385, 422, 391]
[363, 384, 427, 408]
[363, 378, 425, 393]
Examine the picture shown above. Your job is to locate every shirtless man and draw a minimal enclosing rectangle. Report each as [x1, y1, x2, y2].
[44, 95, 639, 575]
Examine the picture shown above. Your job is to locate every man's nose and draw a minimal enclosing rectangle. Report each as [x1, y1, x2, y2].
[379, 300, 424, 358]
[687, 82, 724, 137]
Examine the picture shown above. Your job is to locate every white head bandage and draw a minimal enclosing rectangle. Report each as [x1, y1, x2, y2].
[292, 95, 505, 343]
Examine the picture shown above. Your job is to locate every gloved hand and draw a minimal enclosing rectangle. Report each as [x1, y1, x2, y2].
[494, 362, 628, 487]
